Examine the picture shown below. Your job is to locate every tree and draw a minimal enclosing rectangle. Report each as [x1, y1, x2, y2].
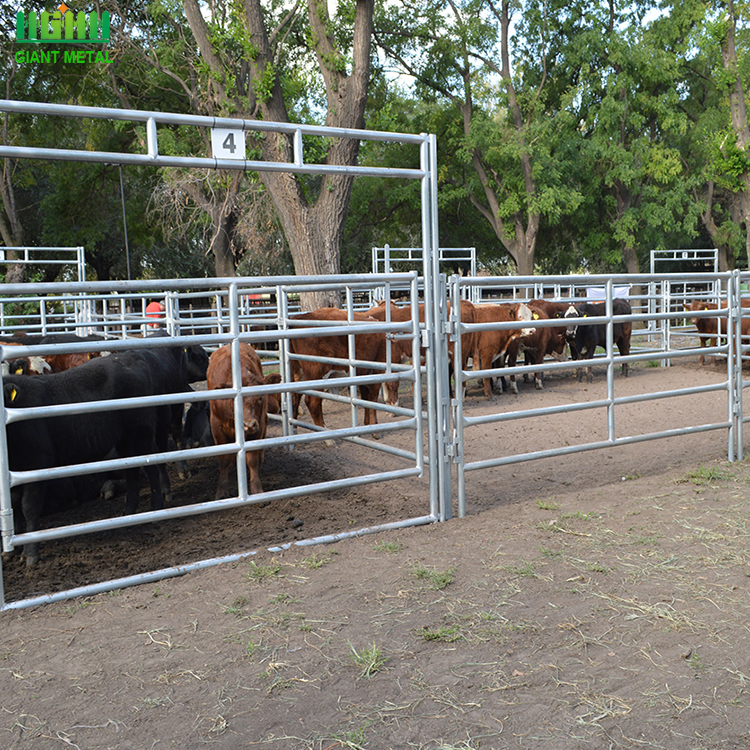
[375, 0, 584, 274]
[110, 0, 375, 307]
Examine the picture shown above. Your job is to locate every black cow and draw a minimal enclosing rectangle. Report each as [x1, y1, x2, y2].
[565, 299, 632, 382]
[181, 400, 214, 449]
[146, 330, 209, 384]
[144, 332, 209, 480]
[3, 351, 168, 566]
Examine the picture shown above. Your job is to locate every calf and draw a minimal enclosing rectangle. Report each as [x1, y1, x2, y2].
[207, 343, 281, 499]
[565, 299, 632, 382]
[471, 302, 536, 400]
[288, 307, 391, 429]
[3, 351, 168, 566]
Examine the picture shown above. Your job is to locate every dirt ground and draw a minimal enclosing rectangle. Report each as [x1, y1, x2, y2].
[2, 357, 750, 749]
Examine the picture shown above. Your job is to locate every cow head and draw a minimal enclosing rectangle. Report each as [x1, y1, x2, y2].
[517, 303, 536, 337]
[564, 304, 581, 339]
[683, 300, 710, 326]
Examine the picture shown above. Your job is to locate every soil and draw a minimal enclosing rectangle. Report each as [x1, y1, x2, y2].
[2, 357, 750, 749]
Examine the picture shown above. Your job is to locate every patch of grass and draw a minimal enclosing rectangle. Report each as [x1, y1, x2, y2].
[536, 498, 561, 511]
[224, 595, 248, 617]
[245, 637, 257, 659]
[688, 651, 706, 674]
[301, 552, 332, 570]
[135, 696, 174, 711]
[506, 561, 539, 578]
[587, 562, 609, 574]
[349, 642, 387, 678]
[561, 510, 597, 522]
[420, 625, 463, 642]
[371, 539, 403, 554]
[678, 464, 733, 486]
[246, 560, 282, 583]
[413, 563, 456, 590]
[539, 546, 562, 558]
[332, 724, 372, 749]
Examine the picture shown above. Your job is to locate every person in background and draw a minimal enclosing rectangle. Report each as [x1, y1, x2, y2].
[145, 300, 166, 329]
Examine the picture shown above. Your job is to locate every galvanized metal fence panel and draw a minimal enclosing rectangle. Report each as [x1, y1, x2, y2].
[0, 273, 432, 610]
[450, 272, 744, 517]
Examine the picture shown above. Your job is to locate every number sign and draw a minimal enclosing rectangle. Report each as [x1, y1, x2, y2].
[211, 128, 246, 160]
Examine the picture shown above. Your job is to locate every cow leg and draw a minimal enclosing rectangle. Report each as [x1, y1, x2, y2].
[476, 351, 497, 401]
[500, 351, 516, 395]
[18, 484, 44, 567]
[361, 384, 382, 438]
[617, 340, 630, 378]
[304, 394, 326, 428]
[245, 449, 264, 495]
[157, 465, 172, 507]
[123, 467, 142, 515]
[215, 454, 234, 500]
[292, 391, 303, 420]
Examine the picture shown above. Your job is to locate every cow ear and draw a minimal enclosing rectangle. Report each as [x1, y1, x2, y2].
[265, 373, 282, 385]
[4, 383, 19, 403]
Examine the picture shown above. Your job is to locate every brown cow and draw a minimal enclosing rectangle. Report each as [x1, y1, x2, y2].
[364, 300, 419, 406]
[684, 299, 750, 365]
[365, 298, 477, 400]
[471, 302, 535, 400]
[207, 343, 281, 499]
[503, 300, 572, 392]
[0, 333, 108, 376]
[289, 307, 392, 430]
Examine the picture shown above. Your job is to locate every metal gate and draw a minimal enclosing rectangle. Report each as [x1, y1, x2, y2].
[0, 100, 450, 609]
[450, 271, 748, 516]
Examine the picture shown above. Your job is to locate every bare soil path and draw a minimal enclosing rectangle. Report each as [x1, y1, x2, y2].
[2, 358, 749, 749]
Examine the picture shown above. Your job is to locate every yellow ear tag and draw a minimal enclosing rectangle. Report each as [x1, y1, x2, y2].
[9, 387, 17, 402]
[13, 366, 22, 374]
[533, 313, 539, 320]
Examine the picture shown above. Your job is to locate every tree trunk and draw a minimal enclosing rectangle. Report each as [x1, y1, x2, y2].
[211, 207, 236, 278]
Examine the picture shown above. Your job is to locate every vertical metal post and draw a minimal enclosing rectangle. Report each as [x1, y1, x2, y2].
[605, 280, 615, 443]
[730, 271, 742, 462]
[146, 117, 158, 158]
[451, 278, 467, 517]
[228, 283, 249, 499]
[421, 133, 451, 521]
[662, 280, 670, 367]
[278, 285, 293, 443]
[119, 166, 131, 280]
[345, 287, 358, 428]
[409, 274, 425, 478]
[0, 370, 14, 609]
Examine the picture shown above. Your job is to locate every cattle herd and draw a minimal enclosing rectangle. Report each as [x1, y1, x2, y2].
[1, 296, 638, 568]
